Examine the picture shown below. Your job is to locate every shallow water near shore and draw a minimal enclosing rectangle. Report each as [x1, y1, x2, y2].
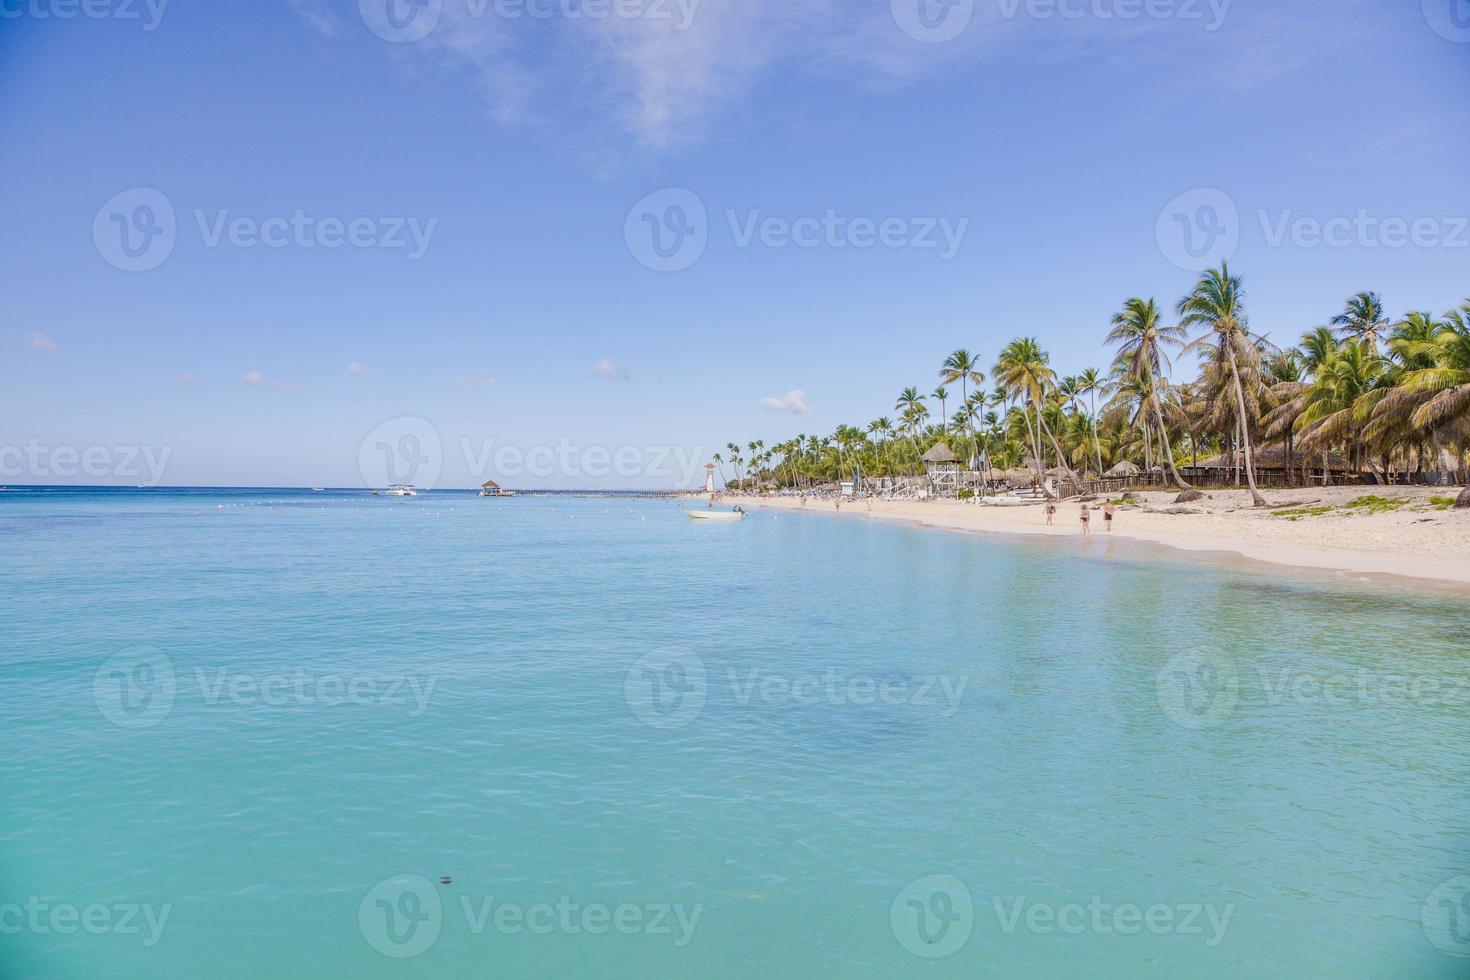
[3, 489, 1469, 978]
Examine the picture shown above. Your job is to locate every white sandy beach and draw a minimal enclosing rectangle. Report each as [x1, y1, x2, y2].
[718, 486, 1470, 589]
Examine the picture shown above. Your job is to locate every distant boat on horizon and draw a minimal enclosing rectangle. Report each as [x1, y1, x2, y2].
[383, 485, 417, 497]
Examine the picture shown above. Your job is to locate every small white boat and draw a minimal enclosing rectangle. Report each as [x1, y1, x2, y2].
[311, 488, 325, 492]
[383, 484, 417, 497]
[687, 509, 744, 522]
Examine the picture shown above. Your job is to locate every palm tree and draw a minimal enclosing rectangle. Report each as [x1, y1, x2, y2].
[895, 387, 927, 471]
[1178, 263, 1268, 507]
[931, 386, 950, 434]
[994, 338, 1076, 490]
[940, 349, 986, 474]
[1108, 297, 1192, 489]
[1076, 367, 1107, 476]
[712, 452, 727, 489]
[1331, 291, 1390, 351]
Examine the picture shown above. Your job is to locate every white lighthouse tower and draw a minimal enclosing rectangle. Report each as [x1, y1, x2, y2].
[704, 463, 717, 495]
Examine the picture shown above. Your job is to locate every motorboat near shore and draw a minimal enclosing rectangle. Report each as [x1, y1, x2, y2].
[687, 508, 744, 522]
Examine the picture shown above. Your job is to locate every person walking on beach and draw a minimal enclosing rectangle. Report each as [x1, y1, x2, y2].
[1079, 504, 1092, 536]
[1103, 500, 1115, 532]
[1045, 500, 1056, 526]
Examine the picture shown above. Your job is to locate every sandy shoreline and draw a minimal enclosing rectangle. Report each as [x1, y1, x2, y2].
[708, 486, 1470, 590]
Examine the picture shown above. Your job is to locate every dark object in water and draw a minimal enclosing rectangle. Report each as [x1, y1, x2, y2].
[440, 876, 453, 886]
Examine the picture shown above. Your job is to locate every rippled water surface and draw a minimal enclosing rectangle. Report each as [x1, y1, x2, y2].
[2, 488, 1468, 978]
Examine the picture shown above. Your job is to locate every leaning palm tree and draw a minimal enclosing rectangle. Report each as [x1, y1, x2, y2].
[1108, 297, 1192, 489]
[1178, 263, 1268, 507]
[1331, 291, 1390, 351]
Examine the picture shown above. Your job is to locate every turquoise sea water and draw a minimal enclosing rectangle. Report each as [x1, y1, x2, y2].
[2, 488, 1469, 978]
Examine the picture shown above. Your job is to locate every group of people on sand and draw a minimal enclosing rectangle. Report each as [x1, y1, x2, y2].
[1045, 499, 1115, 535]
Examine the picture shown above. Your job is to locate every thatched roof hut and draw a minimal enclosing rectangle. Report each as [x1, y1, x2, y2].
[921, 443, 959, 464]
[1106, 461, 1141, 477]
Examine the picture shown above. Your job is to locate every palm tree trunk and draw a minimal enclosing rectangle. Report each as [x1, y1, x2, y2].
[1090, 391, 1104, 475]
[1225, 344, 1267, 506]
[1036, 398, 1079, 488]
[1151, 395, 1191, 489]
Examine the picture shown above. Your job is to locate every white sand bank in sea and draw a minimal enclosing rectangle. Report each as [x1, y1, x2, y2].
[713, 486, 1470, 589]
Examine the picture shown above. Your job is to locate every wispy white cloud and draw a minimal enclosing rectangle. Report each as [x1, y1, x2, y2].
[177, 371, 199, 383]
[243, 370, 301, 392]
[456, 374, 497, 387]
[28, 330, 58, 351]
[286, 0, 339, 38]
[760, 389, 810, 413]
[347, 360, 367, 377]
[590, 358, 631, 381]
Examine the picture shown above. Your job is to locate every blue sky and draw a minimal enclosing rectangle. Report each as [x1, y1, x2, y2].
[2, 0, 1468, 488]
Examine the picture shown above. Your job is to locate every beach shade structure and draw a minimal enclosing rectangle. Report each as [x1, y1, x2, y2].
[1106, 461, 1141, 477]
[922, 443, 960, 496]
